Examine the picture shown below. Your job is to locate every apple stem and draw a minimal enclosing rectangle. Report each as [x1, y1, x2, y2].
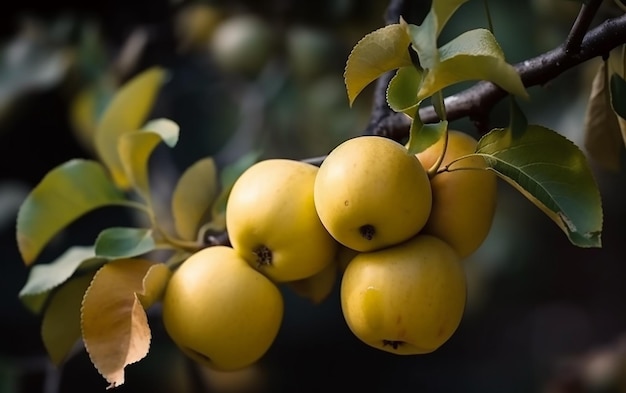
[426, 126, 450, 179]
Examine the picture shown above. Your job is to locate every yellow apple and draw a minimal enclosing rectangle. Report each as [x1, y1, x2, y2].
[341, 234, 466, 355]
[314, 136, 432, 252]
[286, 257, 338, 305]
[417, 130, 498, 258]
[162, 246, 283, 371]
[226, 159, 338, 282]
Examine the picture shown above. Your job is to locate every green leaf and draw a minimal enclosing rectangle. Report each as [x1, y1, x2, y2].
[94, 67, 167, 190]
[171, 157, 219, 241]
[118, 124, 180, 205]
[429, 0, 470, 36]
[407, 18, 438, 70]
[19, 246, 105, 313]
[17, 159, 127, 265]
[508, 97, 529, 137]
[407, 119, 449, 156]
[418, 29, 528, 101]
[476, 125, 603, 247]
[386, 66, 423, 115]
[95, 227, 155, 259]
[344, 23, 413, 106]
[407, 0, 470, 69]
[41, 273, 95, 365]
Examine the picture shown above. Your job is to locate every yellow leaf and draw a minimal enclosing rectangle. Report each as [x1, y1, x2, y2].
[69, 85, 98, 152]
[81, 259, 170, 388]
[344, 23, 413, 106]
[418, 29, 528, 101]
[138, 263, 172, 309]
[171, 157, 219, 240]
[118, 121, 180, 205]
[94, 67, 167, 190]
[41, 273, 95, 366]
[118, 132, 164, 205]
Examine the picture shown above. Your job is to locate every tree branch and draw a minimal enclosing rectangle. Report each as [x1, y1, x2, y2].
[362, 0, 411, 139]
[204, 4, 626, 248]
[565, 0, 603, 54]
[380, 11, 626, 140]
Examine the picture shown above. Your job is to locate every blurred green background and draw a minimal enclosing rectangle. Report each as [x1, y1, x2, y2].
[1, 0, 626, 392]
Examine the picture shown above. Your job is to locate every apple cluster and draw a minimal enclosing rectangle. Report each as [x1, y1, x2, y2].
[161, 131, 498, 371]
[314, 133, 497, 355]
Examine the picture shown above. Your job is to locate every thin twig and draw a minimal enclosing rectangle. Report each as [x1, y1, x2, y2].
[416, 12, 626, 128]
[360, 1, 626, 141]
[565, 0, 603, 54]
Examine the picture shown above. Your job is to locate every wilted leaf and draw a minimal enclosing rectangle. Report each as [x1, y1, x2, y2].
[407, 119, 448, 156]
[172, 157, 219, 241]
[583, 61, 624, 172]
[118, 124, 180, 205]
[94, 67, 167, 190]
[344, 24, 413, 106]
[407, 0, 470, 69]
[418, 29, 528, 101]
[81, 259, 168, 388]
[19, 246, 104, 313]
[476, 125, 603, 247]
[386, 66, 423, 115]
[41, 273, 95, 365]
[17, 159, 126, 265]
[95, 227, 155, 259]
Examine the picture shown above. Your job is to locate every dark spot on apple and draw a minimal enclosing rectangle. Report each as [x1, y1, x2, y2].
[253, 245, 272, 268]
[382, 340, 404, 350]
[359, 224, 375, 240]
[344, 200, 349, 206]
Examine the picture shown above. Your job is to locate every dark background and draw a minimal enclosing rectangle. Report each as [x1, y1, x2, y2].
[1, 0, 626, 392]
